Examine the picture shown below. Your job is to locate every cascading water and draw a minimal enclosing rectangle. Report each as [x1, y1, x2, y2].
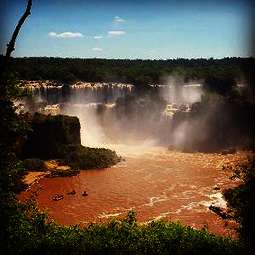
[19, 81, 206, 149]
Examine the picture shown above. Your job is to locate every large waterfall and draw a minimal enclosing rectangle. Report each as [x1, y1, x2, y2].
[20, 80, 203, 148]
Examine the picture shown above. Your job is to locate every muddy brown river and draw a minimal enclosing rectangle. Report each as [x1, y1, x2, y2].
[19, 145, 246, 237]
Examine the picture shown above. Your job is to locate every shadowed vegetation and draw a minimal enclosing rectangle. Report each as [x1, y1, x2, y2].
[6, 204, 243, 255]
[224, 156, 255, 253]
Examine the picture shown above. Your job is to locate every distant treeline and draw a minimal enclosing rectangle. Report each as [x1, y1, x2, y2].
[2, 56, 255, 85]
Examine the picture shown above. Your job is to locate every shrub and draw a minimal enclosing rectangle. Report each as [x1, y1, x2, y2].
[5, 204, 243, 255]
[23, 158, 46, 171]
[63, 145, 121, 170]
[50, 168, 79, 177]
[224, 156, 255, 251]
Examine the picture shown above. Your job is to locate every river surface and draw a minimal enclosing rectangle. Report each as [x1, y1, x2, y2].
[19, 145, 245, 237]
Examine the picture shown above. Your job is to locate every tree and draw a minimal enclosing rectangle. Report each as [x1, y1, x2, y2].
[0, 0, 33, 220]
[0, 0, 32, 99]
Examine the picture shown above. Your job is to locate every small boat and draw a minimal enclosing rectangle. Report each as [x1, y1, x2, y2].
[67, 190, 76, 195]
[52, 194, 64, 201]
[82, 191, 88, 196]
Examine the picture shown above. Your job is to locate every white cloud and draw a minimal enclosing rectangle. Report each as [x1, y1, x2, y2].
[108, 30, 126, 37]
[48, 32, 57, 37]
[92, 47, 103, 52]
[93, 35, 103, 39]
[48, 31, 84, 38]
[114, 16, 125, 23]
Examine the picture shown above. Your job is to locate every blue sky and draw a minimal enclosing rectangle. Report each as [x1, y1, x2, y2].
[0, 0, 253, 59]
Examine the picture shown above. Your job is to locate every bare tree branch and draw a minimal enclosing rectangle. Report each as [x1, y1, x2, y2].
[5, 0, 32, 59]
[0, 0, 32, 99]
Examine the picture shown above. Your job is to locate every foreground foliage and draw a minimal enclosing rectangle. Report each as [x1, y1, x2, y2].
[224, 156, 255, 252]
[4, 203, 242, 255]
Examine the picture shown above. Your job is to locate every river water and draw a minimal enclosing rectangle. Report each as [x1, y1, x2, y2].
[19, 144, 245, 237]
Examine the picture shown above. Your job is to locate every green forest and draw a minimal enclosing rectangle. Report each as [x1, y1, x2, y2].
[3, 55, 255, 85]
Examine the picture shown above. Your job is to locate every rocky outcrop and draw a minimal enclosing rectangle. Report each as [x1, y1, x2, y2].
[21, 113, 121, 170]
[22, 113, 81, 159]
[209, 205, 229, 219]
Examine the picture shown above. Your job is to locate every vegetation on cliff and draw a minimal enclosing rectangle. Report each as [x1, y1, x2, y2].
[62, 145, 121, 170]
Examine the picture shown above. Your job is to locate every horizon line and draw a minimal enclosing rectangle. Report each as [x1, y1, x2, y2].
[4, 55, 254, 61]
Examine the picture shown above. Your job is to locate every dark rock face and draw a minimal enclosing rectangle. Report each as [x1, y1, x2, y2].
[20, 113, 120, 170]
[22, 113, 81, 159]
